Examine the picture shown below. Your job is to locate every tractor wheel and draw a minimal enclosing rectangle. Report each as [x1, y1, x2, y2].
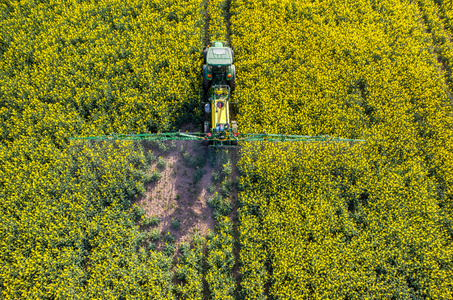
[203, 76, 212, 91]
[203, 47, 208, 64]
[231, 121, 238, 146]
[202, 121, 210, 146]
[228, 64, 236, 92]
[228, 77, 236, 93]
[202, 65, 211, 91]
[201, 64, 206, 79]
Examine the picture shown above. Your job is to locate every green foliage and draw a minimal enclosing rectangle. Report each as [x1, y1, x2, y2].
[157, 157, 167, 170]
[179, 145, 185, 156]
[171, 219, 181, 230]
[175, 234, 205, 299]
[149, 229, 161, 242]
[142, 215, 160, 227]
[206, 229, 215, 241]
[149, 140, 173, 153]
[163, 243, 175, 257]
[158, 141, 169, 153]
[207, 192, 232, 219]
[211, 171, 221, 183]
[134, 231, 149, 249]
[150, 170, 162, 182]
[179, 241, 191, 257]
[165, 232, 175, 244]
[193, 168, 205, 183]
[131, 205, 146, 221]
[208, 148, 218, 167]
[208, 184, 216, 194]
[146, 150, 156, 163]
[182, 149, 207, 169]
[221, 160, 232, 177]
[147, 242, 157, 252]
[206, 216, 236, 300]
[143, 170, 160, 184]
[219, 179, 233, 198]
[175, 264, 190, 281]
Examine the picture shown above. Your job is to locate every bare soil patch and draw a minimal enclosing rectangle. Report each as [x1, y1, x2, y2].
[135, 140, 217, 255]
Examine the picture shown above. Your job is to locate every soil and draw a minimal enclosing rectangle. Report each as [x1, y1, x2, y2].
[135, 136, 239, 265]
[136, 140, 215, 253]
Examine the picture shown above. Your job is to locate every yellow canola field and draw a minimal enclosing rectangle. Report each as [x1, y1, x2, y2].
[412, 0, 453, 97]
[231, 0, 453, 298]
[239, 142, 452, 299]
[435, 0, 453, 39]
[0, 0, 204, 137]
[0, 0, 204, 298]
[206, 216, 236, 300]
[208, 0, 229, 42]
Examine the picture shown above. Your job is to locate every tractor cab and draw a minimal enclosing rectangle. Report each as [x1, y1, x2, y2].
[206, 44, 233, 66]
[202, 41, 236, 92]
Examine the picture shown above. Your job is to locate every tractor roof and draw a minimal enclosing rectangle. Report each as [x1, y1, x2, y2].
[206, 47, 233, 66]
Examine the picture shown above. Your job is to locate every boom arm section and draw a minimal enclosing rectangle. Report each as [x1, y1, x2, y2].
[69, 132, 365, 143]
[236, 133, 365, 143]
[69, 132, 206, 141]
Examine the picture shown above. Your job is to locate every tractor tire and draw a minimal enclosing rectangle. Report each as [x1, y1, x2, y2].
[202, 65, 211, 91]
[228, 64, 236, 93]
[203, 76, 212, 91]
[231, 121, 238, 146]
[202, 121, 209, 146]
[203, 47, 208, 64]
[228, 77, 236, 93]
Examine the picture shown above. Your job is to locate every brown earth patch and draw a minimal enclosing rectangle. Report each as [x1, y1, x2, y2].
[133, 128, 241, 297]
[136, 140, 217, 257]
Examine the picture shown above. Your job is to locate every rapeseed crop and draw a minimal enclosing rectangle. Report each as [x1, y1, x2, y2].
[231, 0, 453, 298]
[2, 0, 453, 298]
[0, 0, 204, 298]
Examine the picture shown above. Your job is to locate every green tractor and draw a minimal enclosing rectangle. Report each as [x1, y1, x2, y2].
[69, 42, 366, 146]
[202, 41, 236, 92]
